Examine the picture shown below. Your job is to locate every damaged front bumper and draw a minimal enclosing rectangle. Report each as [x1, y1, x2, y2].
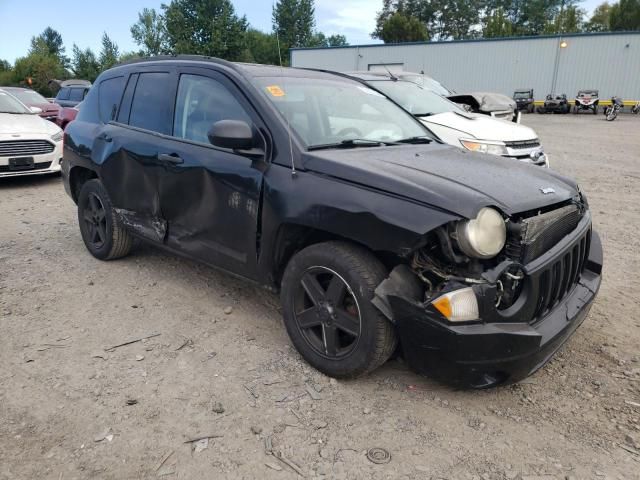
[378, 224, 603, 389]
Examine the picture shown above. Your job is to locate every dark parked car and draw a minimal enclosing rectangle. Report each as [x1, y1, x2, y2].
[62, 57, 602, 388]
[1, 86, 61, 121]
[537, 94, 570, 114]
[514, 89, 535, 113]
[54, 80, 91, 107]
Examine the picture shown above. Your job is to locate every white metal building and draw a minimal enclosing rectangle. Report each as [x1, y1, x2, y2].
[290, 32, 640, 101]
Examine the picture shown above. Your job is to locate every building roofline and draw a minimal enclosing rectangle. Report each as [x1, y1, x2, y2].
[289, 30, 640, 53]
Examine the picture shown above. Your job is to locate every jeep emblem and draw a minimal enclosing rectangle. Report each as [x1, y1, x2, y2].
[540, 187, 555, 195]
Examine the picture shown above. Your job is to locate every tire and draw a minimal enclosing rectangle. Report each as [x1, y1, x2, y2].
[77, 179, 133, 260]
[280, 241, 397, 378]
[537, 106, 545, 114]
[527, 104, 534, 114]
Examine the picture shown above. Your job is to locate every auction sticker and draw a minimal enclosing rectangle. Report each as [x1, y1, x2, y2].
[266, 85, 285, 97]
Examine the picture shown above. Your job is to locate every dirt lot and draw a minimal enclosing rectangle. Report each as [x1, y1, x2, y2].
[1, 113, 639, 480]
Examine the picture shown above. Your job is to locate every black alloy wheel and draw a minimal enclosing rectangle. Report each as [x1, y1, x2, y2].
[294, 266, 361, 359]
[82, 192, 108, 249]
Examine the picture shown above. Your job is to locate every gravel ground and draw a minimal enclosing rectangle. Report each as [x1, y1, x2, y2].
[1, 113, 639, 480]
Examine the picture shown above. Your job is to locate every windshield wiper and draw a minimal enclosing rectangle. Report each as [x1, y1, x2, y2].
[307, 138, 400, 151]
[0, 111, 23, 114]
[414, 112, 435, 117]
[397, 136, 433, 144]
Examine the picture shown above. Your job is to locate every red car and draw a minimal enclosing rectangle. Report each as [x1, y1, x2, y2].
[56, 102, 81, 130]
[1, 86, 61, 121]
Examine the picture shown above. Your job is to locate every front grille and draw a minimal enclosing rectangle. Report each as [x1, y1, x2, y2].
[506, 204, 583, 264]
[505, 139, 541, 150]
[0, 140, 54, 157]
[531, 228, 591, 320]
[0, 161, 52, 172]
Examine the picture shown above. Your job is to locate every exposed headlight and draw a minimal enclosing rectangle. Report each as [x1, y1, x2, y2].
[460, 139, 508, 156]
[455, 207, 506, 259]
[51, 131, 63, 142]
[431, 287, 479, 322]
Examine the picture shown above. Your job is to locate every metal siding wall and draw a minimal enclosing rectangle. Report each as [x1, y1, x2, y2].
[290, 33, 640, 100]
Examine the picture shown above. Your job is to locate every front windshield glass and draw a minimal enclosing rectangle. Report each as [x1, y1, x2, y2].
[514, 92, 530, 99]
[397, 74, 452, 96]
[368, 80, 464, 116]
[11, 89, 48, 104]
[254, 76, 428, 148]
[0, 91, 30, 114]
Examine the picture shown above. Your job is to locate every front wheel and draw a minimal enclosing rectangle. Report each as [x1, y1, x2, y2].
[280, 241, 397, 378]
[77, 179, 133, 260]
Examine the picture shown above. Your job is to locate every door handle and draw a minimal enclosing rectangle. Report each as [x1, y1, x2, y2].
[98, 133, 112, 142]
[157, 153, 183, 164]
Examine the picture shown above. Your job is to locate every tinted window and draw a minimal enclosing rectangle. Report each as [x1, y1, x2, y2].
[129, 72, 172, 135]
[117, 74, 138, 123]
[57, 87, 70, 100]
[69, 88, 85, 101]
[174, 74, 251, 144]
[98, 76, 126, 123]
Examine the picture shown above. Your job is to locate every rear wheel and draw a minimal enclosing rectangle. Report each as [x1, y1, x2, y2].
[77, 179, 133, 260]
[280, 241, 397, 378]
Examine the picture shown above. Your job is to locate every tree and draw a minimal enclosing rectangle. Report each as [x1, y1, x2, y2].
[609, 0, 640, 30]
[308, 32, 349, 47]
[30, 27, 68, 67]
[13, 53, 66, 96]
[586, 2, 611, 31]
[544, 5, 585, 33]
[131, 8, 169, 56]
[163, 0, 249, 60]
[374, 12, 429, 42]
[71, 44, 100, 82]
[99, 33, 120, 70]
[245, 29, 281, 65]
[483, 7, 514, 38]
[273, 0, 316, 49]
[0, 60, 15, 86]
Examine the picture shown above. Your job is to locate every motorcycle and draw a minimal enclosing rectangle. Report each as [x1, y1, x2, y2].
[604, 97, 624, 121]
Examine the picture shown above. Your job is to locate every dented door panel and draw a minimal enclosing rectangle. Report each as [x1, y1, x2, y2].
[158, 141, 263, 277]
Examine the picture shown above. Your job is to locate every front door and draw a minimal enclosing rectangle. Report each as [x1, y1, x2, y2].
[157, 68, 267, 279]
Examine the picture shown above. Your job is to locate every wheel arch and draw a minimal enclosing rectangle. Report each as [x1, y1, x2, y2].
[69, 166, 98, 204]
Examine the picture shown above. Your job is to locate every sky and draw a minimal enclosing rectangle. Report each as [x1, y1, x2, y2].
[0, 0, 603, 64]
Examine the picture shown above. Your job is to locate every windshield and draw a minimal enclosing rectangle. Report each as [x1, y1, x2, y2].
[367, 80, 464, 116]
[397, 74, 452, 96]
[514, 92, 531, 99]
[0, 91, 31, 114]
[254, 77, 428, 148]
[10, 89, 48, 105]
[578, 91, 597, 97]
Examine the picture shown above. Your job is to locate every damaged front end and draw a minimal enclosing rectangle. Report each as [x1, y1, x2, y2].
[374, 197, 603, 388]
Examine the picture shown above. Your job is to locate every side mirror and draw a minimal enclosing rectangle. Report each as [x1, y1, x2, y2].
[208, 120, 254, 150]
[30, 106, 43, 114]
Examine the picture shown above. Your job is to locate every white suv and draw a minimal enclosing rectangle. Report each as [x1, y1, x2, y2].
[0, 89, 64, 177]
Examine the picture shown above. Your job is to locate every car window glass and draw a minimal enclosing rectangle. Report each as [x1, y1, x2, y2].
[69, 88, 85, 101]
[98, 76, 126, 123]
[57, 88, 70, 100]
[117, 73, 139, 123]
[173, 74, 251, 144]
[129, 72, 172, 135]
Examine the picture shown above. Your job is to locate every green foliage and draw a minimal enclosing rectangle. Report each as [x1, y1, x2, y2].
[544, 5, 585, 34]
[375, 12, 429, 42]
[609, 0, 640, 30]
[99, 33, 120, 70]
[273, 0, 316, 49]
[163, 0, 249, 60]
[586, 2, 611, 31]
[131, 8, 169, 56]
[71, 45, 101, 82]
[483, 7, 513, 38]
[245, 29, 282, 65]
[119, 51, 144, 63]
[30, 27, 69, 68]
[12, 53, 66, 96]
[309, 32, 349, 47]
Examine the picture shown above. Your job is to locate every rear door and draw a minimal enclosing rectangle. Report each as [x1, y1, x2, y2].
[99, 68, 178, 243]
[157, 67, 267, 278]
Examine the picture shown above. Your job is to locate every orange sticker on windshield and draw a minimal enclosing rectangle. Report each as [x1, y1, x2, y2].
[266, 85, 285, 97]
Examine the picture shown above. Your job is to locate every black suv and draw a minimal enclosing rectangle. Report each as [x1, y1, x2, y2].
[55, 80, 91, 107]
[62, 57, 602, 388]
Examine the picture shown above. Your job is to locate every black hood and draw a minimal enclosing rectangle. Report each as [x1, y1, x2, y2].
[302, 144, 578, 219]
